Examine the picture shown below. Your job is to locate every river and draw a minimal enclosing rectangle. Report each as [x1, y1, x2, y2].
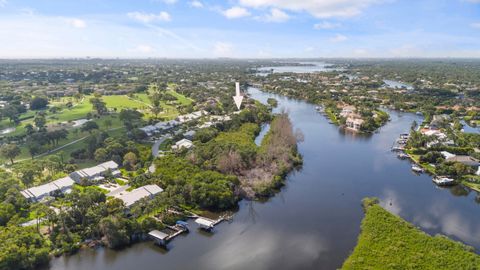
[47, 87, 480, 270]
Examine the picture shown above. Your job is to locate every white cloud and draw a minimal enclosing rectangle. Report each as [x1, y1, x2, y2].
[238, 0, 381, 18]
[389, 44, 422, 57]
[130, 44, 155, 53]
[263, 8, 289, 22]
[314, 21, 340, 30]
[190, 0, 204, 8]
[20, 8, 34, 16]
[127, 11, 171, 23]
[329, 33, 348, 42]
[471, 22, 480, 29]
[352, 48, 369, 57]
[304, 46, 315, 52]
[257, 49, 272, 58]
[66, 18, 87, 29]
[213, 42, 233, 57]
[222, 6, 251, 19]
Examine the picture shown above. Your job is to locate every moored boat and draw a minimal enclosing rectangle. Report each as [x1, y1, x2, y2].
[411, 164, 424, 173]
[432, 176, 455, 186]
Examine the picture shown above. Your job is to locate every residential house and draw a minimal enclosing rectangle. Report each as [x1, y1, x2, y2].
[117, 184, 163, 208]
[21, 176, 74, 201]
[172, 138, 193, 150]
[346, 117, 364, 131]
[69, 160, 120, 183]
[446, 156, 480, 167]
[340, 105, 356, 118]
[183, 130, 196, 140]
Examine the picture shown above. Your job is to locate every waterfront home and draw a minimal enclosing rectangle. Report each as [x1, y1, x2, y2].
[441, 151, 456, 159]
[117, 184, 163, 208]
[69, 160, 121, 184]
[172, 138, 193, 150]
[139, 125, 157, 136]
[340, 105, 356, 118]
[140, 119, 182, 136]
[446, 156, 480, 167]
[177, 111, 207, 123]
[420, 128, 445, 138]
[21, 176, 74, 201]
[346, 117, 364, 131]
[183, 130, 196, 140]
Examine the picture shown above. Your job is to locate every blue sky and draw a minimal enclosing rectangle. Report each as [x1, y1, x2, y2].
[0, 0, 479, 58]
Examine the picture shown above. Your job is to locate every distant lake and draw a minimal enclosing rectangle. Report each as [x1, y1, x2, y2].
[256, 62, 343, 75]
[383, 79, 414, 90]
[461, 120, 480, 134]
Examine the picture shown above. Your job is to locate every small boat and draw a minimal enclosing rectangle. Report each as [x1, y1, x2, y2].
[391, 146, 404, 152]
[432, 176, 455, 186]
[176, 220, 189, 231]
[315, 106, 324, 113]
[397, 153, 409, 159]
[396, 139, 408, 145]
[411, 164, 424, 173]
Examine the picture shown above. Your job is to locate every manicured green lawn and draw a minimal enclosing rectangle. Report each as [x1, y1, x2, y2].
[166, 90, 193, 106]
[49, 100, 92, 123]
[462, 181, 480, 193]
[405, 149, 436, 174]
[102, 95, 151, 111]
[462, 176, 480, 192]
[325, 107, 339, 125]
[342, 199, 480, 269]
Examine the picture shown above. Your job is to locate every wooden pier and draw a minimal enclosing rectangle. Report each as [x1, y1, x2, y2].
[149, 218, 189, 246]
[165, 224, 188, 241]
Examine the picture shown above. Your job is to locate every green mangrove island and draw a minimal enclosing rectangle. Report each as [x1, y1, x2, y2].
[342, 198, 480, 270]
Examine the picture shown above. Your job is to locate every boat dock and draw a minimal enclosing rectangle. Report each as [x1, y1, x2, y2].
[149, 221, 189, 246]
[194, 214, 233, 231]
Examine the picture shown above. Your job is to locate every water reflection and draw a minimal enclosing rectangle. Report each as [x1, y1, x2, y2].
[199, 223, 328, 270]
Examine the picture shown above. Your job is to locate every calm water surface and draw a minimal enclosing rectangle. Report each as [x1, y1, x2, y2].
[48, 87, 480, 270]
[257, 62, 342, 75]
[383, 79, 415, 90]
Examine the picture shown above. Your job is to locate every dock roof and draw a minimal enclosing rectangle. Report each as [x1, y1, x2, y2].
[195, 217, 215, 228]
[148, 230, 169, 240]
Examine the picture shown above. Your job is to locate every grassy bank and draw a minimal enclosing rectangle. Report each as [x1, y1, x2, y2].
[342, 199, 480, 269]
[325, 107, 339, 125]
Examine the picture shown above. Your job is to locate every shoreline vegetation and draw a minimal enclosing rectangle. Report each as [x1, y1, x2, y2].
[342, 198, 480, 269]
[0, 101, 303, 270]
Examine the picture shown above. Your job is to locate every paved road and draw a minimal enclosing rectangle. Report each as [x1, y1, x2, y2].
[151, 136, 169, 157]
[106, 185, 130, 197]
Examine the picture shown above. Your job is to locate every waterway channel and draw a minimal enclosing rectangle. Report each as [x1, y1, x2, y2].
[47, 86, 480, 270]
